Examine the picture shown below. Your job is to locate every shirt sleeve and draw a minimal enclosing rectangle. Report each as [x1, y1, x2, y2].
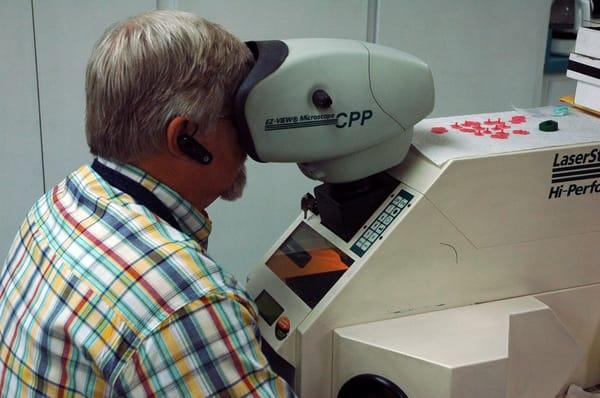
[115, 292, 296, 398]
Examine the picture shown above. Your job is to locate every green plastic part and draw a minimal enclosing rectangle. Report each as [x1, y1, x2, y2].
[539, 120, 558, 132]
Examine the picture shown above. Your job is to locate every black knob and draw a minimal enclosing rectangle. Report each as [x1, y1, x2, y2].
[301, 192, 319, 219]
[312, 89, 333, 109]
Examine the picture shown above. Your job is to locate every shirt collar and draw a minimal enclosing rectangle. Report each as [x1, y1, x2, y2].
[96, 157, 212, 249]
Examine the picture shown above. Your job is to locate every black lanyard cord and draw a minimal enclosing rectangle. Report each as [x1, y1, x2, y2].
[91, 159, 182, 232]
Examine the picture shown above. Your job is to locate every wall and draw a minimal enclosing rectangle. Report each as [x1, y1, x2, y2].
[377, 0, 553, 117]
[1, 0, 552, 281]
[33, 0, 157, 188]
[0, 1, 44, 259]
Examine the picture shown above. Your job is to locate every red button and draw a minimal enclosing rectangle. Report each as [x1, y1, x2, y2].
[275, 316, 290, 340]
[276, 316, 290, 332]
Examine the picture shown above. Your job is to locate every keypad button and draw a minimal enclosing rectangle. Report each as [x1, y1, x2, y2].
[383, 216, 393, 225]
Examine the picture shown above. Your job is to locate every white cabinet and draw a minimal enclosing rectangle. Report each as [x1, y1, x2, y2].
[377, 0, 552, 117]
[33, 0, 156, 188]
[0, 2, 44, 259]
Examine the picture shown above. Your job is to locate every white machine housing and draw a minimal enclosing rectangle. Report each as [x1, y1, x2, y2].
[246, 138, 600, 397]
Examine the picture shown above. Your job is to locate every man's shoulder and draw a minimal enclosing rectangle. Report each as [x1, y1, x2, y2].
[60, 164, 244, 319]
[82, 229, 250, 386]
[34, 163, 248, 341]
[35, 165, 251, 383]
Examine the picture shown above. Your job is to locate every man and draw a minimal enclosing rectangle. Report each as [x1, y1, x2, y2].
[0, 10, 295, 397]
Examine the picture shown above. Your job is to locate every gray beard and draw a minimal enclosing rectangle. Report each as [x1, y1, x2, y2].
[220, 165, 247, 201]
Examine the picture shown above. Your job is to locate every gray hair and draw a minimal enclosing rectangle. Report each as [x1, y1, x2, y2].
[85, 10, 253, 162]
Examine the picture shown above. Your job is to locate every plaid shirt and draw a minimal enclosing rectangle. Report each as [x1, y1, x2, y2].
[0, 158, 295, 397]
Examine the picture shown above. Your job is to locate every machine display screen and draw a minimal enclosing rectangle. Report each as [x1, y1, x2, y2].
[255, 290, 284, 326]
[266, 223, 354, 308]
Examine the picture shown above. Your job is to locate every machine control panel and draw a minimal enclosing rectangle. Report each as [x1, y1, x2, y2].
[255, 290, 284, 326]
[351, 189, 413, 257]
[249, 221, 354, 349]
[255, 290, 291, 340]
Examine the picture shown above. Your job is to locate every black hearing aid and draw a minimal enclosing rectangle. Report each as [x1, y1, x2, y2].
[177, 125, 213, 165]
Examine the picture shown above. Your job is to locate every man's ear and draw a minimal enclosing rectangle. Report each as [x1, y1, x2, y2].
[166, 116, 194, 158]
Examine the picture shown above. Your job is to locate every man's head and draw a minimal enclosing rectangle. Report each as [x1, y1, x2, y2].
[85, 10, 253, 207]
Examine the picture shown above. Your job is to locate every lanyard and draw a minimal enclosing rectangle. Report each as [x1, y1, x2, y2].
[91, 159, 182, 232]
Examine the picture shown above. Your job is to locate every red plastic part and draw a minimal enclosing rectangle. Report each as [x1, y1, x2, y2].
[511, 115, 527, 124]
[431, 127, 448, 134]
[512, 129, 530, 135]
